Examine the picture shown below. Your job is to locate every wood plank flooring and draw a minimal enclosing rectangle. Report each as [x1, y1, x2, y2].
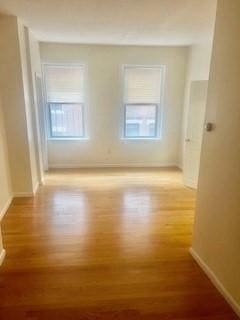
[0, 168, 238, 319]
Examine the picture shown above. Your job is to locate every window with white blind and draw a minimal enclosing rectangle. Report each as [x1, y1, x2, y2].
[123, 65, 164, 139]
[43, 64, 85, 138]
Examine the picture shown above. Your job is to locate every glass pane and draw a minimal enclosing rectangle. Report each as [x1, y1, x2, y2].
[49, 103, 84, 137]
[126, 123, 140, 137]
[125, 105, 157, 138]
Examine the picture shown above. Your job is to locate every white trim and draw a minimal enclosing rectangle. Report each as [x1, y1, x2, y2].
[121, 137, 161, 141]
[0, 197, 13, 221]
[183, 177, 198, 189]
[33, 182, 39, 195]
[48, 163, 179, 169]
[121, 64, 166, 140]
[13, 192, 35, 198]
[47, 137, 89, 141]
[42, 63, 87, 140]
[190, 247, 240, 318]
[0, 249, 6, 266]
[35, 73, 49, 171]
[178, 163, 183, 170]
[13, 182, 39, 198]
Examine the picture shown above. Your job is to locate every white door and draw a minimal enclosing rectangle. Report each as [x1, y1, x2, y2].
[184, 81, 208, 188]
[35, 73, 48, 171]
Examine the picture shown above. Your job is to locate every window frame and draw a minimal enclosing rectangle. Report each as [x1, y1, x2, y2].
[122, 64, 165, 140]
[43, 63, 87, 140]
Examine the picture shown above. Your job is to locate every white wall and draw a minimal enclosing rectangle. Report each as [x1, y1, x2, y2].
[40, 43, 188, 168]
[192, 0, 240, 315]
[0, 15, 44, 266]
[180, 43, 213, 168]
[0, 15, 33, 195]
[17, 21, 40, 192]
[0, 15, 42, 195]
[25, 29, 45, 183]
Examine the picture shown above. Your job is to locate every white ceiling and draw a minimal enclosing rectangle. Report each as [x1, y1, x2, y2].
[0, 0, 217, 45]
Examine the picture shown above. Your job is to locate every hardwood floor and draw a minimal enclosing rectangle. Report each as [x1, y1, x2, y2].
[0, 168, 238, 319]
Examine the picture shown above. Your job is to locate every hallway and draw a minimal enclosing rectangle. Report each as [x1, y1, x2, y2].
[0, 168, 237, 319]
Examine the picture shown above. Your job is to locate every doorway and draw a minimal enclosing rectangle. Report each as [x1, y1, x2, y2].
[184, 80, 208, 188]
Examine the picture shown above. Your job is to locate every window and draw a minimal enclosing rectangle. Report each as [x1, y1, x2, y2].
[123, 66, 164, 139]
[126, 123, 140, 137]
[44, 64, 85, 138]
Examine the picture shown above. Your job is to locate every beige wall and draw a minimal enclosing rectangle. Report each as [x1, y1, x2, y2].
[192, 0, 240, 313]
[0, 95, 12, 261]
[0, 232, 3, 255]
[0, 96, 12, 217]
[40, 43, 188, 168]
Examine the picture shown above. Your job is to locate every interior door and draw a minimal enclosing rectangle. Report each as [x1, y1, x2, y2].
[184, 81, 208, 188]
[35, 73, 48, 171]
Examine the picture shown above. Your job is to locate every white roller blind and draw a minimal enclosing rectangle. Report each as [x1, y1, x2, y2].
[44, 65, 84, 103]
[124, 67, 162, 104]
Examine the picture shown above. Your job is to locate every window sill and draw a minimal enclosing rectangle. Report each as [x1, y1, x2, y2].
[47, 137, 89, 141]
[121, 137, 161, 141]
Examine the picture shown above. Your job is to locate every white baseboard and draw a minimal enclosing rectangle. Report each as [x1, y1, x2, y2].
[0, 249, 6, 266]
[49, 163, 179, 169]
[190, 247, 240, 317]
[0, 196, 13, 221]
[13, 181, 40, 198]
[183, 178, 198, 189]
[13, 192, 34, 197]
[33, 182, 39, 194]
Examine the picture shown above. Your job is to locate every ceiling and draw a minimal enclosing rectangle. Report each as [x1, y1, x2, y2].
[0, 0, 217, 45]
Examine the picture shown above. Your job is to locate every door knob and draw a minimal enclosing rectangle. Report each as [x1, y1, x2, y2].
[185, 139, 191, 142]
[205, 122, 214, 132]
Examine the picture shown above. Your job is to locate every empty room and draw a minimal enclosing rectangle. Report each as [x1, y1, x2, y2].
[0, 0, 239, 319]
